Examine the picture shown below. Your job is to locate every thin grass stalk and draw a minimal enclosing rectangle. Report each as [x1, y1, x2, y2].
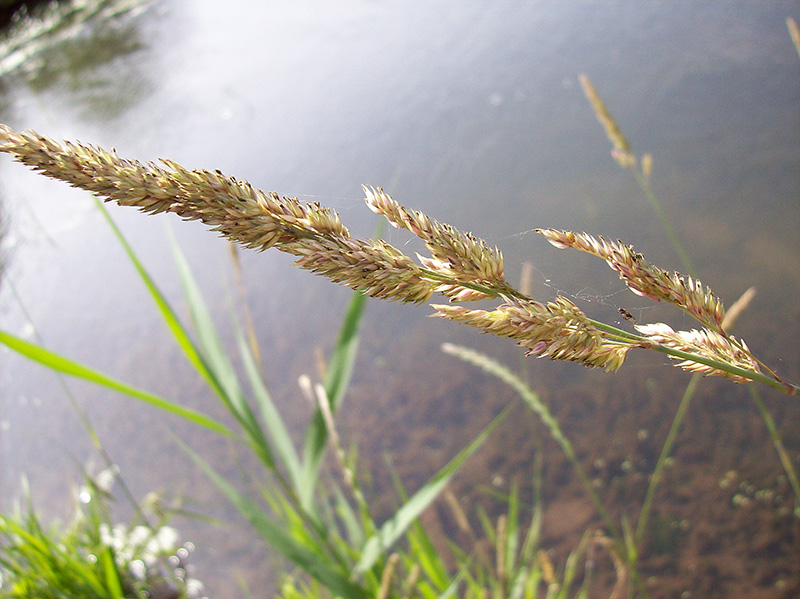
[376, 553, 401, 599]
[521, 453, 544, 565]
[634, 374, 698, 548]
[300, 290, 367, 513]
[228, 242, 264, 366]
[495, 515, 507, 599]
[307, 378, 374, 530]
[441, 343, 621, 540]
[629, 168, 696, 275]
[401, 563, 421, 599]
[748, 385, 800, 515]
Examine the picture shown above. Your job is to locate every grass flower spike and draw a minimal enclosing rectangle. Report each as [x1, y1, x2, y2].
[536, 228, 726, 329]
[0, 124, 797, 395]
[635, 323, 760, 383]
[0, 125, 434, 304]
[364, 186, 510, 301]
[433, 296, 632, 371]
[578, 73, 635, 169]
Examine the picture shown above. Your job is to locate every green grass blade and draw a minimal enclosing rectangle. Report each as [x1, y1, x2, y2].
[354, 404, 511, 576]
[0, 330, 236, 439]
[300, 290, 367, 510]
[388, 468, 451, 590]
[165, 229, 279, 469]
[407, 520, 450, 590]
[436, 576, 463, 599]
[96, 200, 222, 396]
[165, 228, 244, 406]
[177, 438, 371, 599]
[236, 325, 303, 486]
[97, 547, 124, 598]
[323, 290, 367, 411]
[332, 484, 365, 548]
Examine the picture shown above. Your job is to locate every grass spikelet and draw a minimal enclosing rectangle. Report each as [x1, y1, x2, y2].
[536, 228, 726, 329]
[578, 73, 633, 163]
[636, 323, 760, 382]
[290, 237, 435, 304]
[364, 186, 508, 300]
[721, 286, 756, 332]
[433, 296, 631, 371]
[788, 17, 800, 59]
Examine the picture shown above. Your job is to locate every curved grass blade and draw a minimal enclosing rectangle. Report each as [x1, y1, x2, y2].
[177, 437, 372, 599]
[165, 225, 243, 405]
[236, 322, 303, 487]
[323, 288, 368, 412]
[96, 200, 224, 398]
[0, 330, 235, 439]
[441, 342, 620, 540]
[97, 547, 124, 598]
[164, 226, 276, 467]
[353, 403, 511, 576]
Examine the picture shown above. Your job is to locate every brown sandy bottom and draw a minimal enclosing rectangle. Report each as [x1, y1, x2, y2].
[339, 337, 800, 599]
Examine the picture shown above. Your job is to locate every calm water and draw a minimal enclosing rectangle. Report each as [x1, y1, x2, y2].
[1, 1, 798, 596]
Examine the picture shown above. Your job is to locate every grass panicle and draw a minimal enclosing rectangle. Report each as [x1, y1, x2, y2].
[536, 228, 726, 329]
[364, 185, 508, 301]
[0, 123, 796, 395]
[635, 323, 760, 383]
[578, 73, 634, 170]
[434, 296, 631, 372]
[788, 17, 800, 59]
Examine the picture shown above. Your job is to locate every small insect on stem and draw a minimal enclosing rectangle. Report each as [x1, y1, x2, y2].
[618, 307, 637, 324]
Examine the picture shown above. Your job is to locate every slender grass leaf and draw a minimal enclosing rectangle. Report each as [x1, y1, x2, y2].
[166, 228, 278, 469]
[436, 576, 462, 599]
[332, 485, 365, 549]
[354, 404, 511, 575]
[236, 325, 302, 488]
[505, 482, 521, 575]
[166, 227, 244, 408]
[407, 522, 450, 590]
[388, 471, 450, 589]
[177, 438, 371, 599]
[98, 547, 123, 598]
[0, 330, 235, 439]
[323, 289, 367, 412]
[96, 201, 222, 396]
[414, 580, 440, 599]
